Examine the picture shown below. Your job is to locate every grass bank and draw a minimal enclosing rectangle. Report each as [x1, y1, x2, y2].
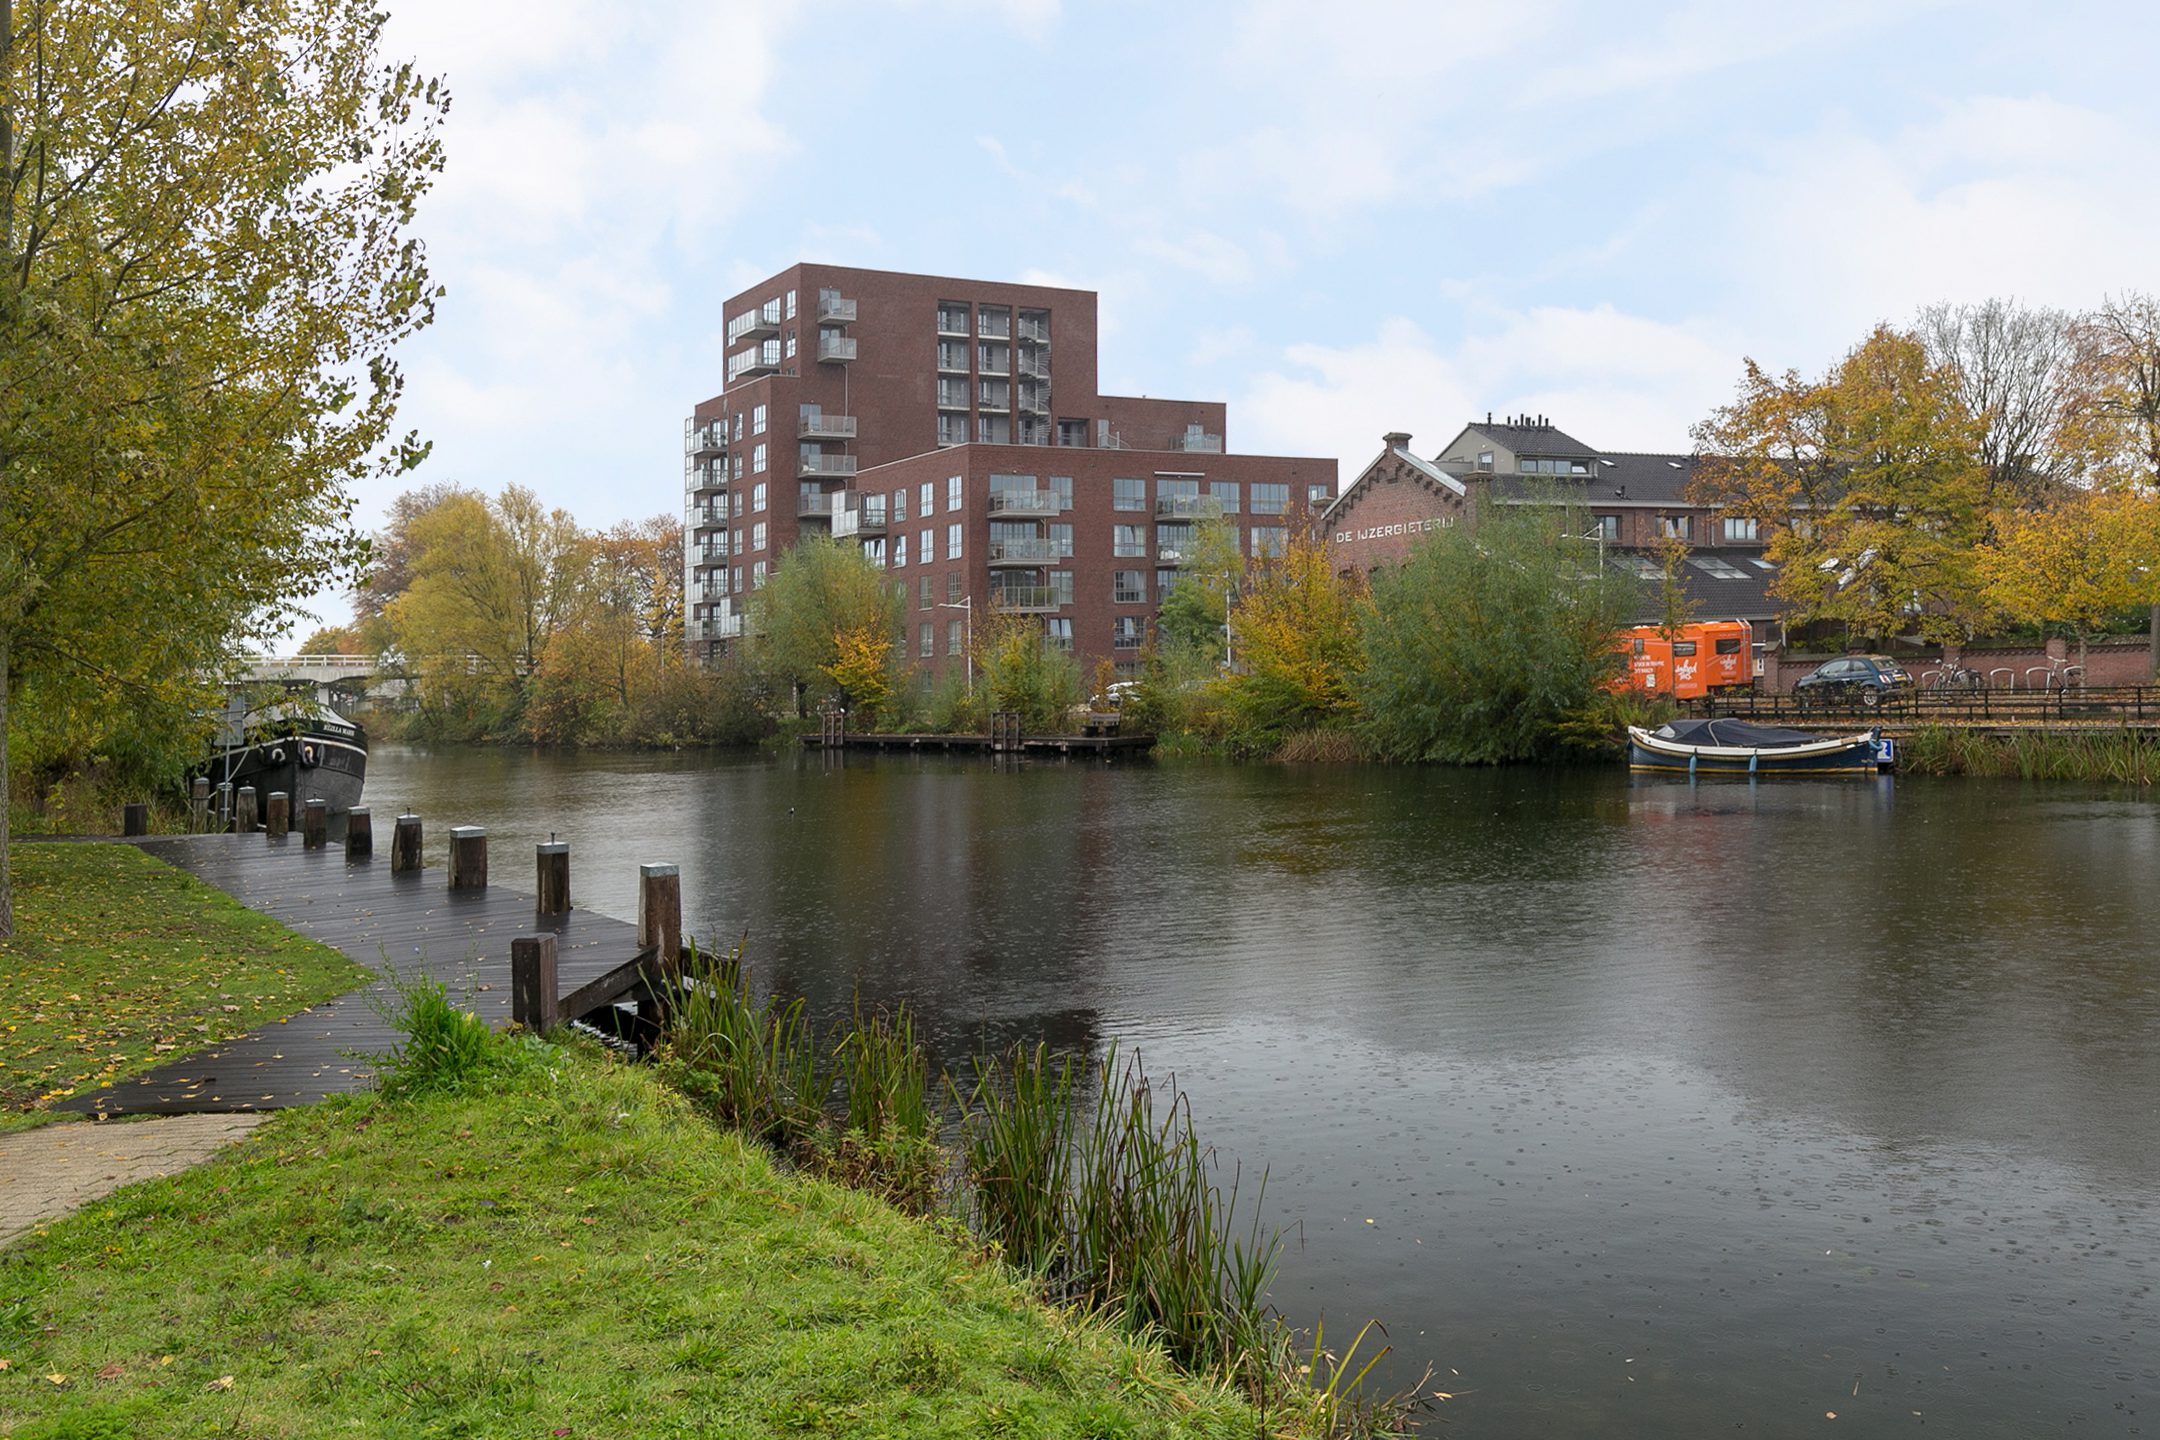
[0, 844, 368, 1130]
[0, 1038, 1270, 1440]
[1897, 724, 2160, 783]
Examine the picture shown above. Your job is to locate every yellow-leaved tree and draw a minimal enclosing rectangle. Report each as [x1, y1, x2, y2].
[1980, 488, 2160, 666]
[1218, 528, 1368, 755]
[821, 626, 895, 723]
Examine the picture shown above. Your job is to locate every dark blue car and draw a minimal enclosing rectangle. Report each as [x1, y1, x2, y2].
[1792, 654, 1916, 710]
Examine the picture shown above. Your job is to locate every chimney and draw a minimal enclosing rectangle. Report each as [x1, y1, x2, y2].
[1485, 411, 1493, 425]
[1383, 430, 1412, 451]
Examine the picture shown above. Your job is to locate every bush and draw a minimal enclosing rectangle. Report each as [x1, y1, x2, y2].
[977, 611, 1083, 731]
[372, 972, 506, 1099]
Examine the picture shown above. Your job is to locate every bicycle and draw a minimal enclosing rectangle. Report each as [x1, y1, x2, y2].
[1924, 665, 1984, 694]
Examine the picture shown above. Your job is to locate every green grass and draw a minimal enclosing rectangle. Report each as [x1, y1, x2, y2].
[0, 1042, 1264, 1440]
[1897, 724, 2160, 783]
[0, 844, 370, 1128]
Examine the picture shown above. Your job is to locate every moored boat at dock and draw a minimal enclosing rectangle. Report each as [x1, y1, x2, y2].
[201, 699, 369, 814]
[1627, 717, 1885, 776]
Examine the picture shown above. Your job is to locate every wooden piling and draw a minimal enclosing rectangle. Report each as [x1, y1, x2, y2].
[638, 863, 682, 968]
[302, 798, 328, 849]
[265, 792, 290, 839]
[216, 782, 234, 832]
[346, 807, 374, 860]
[537, 841, 571, 916]
[390, 813, 422, 873]
[510, 934, 559, 1033]
[123, 802, 149, 837]
[449, 826, 488, 891]
[189, 778, 211, 834]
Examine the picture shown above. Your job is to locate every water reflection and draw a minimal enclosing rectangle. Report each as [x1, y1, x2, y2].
[366, 747, 2160, 1438]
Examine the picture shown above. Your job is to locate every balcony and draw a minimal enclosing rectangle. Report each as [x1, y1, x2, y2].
[831, 500, 887, 539]
[816, 334, 858, 364]
[797, 412, 858, 441]
[727, 348, 778, 382]
[726, 311, 779, 344]
[690, 508, 727, 533]
[815, 295, 857, 323]
[1018, 318, 1050, 344]
[987, 538, 1063, 566]
[1156, 495, 1223, 520]
[977, 390, 1010, 413]
[797, 491, 836, 517]
[685, 422, 727, 457]
[937, 309, 970, 336]
[1015, 353, 1051, 380]
[936, 380, 971, 409]
[696, 543, 730, 565]
[990, 584, 1062, 612]
[1017, 386, 1050, 414]
[936, 345, 970, 373]
[799, 452, 858, 479]
[987, 489, 1059, 516]
[706, 614, 744, 640]
[1171, 431, 1225, 454]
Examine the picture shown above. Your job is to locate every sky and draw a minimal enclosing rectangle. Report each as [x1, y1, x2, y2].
[305, 0, 2160, 630]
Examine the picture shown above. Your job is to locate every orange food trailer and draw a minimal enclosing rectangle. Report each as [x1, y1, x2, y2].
[1616, 620, 1755, 699]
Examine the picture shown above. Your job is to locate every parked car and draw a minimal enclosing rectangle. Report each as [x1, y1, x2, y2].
[1792, 655, 1915, 709]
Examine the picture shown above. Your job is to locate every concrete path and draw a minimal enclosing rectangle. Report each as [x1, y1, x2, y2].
[0, 1115, 269, 1248]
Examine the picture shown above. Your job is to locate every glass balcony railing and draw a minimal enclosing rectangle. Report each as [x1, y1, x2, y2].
[799, 453, 858, 479]
[796, 413, 857, 440]
[816, 335, 858, 363]
[990, 585, 1062, 612]
[1155, 495, 1223, 519]
[987, 538, 1062, 565]
[987, 489, 1058, 515]
[815, 295, 857, 323]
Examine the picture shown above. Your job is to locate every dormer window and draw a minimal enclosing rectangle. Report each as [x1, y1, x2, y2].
[1477, 451, 1494, 468]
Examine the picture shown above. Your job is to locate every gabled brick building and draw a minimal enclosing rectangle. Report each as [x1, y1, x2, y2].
[1324, 416, 1782, 628]
[683, 264, 1334, 675]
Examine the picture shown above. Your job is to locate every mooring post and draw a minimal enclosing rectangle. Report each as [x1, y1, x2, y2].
[510, 934, 559, 1033]
[302, 798, 328, 849]
[265, 791, 291, 839]
[234, 785, 257, 833]
[216, 782, 233, 832]
[189, 777, 211, 834]
[537, 841, 571, 917]
[390, 813, 422, 873]
[638, 862, 682, 968]
[449, 826, 488, 891]
[123, 802, 149, 837]
[346, 806, 373, 860]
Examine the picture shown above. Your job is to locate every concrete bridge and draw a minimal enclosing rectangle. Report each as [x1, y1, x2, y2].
[235, 653, 384, 685]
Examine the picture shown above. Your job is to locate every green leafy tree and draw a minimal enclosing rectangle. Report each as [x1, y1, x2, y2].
[975, 608, 1082, 731]
[0, 1, 445, 930]
[1153, 517, 1243, 661]
[744, 536, 902, 714]
[1217, 528, 1367, 754]
[1357, 500, 1637, 763]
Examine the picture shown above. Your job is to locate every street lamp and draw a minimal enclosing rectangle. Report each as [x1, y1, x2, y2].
[936, 595, 973, 693]
[1571, 525, 1608, 570]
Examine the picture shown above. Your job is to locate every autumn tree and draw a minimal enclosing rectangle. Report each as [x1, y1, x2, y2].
[975, 607, 1082, 731]
[1216, 528, 1367, 754]
[744, 536, 903, 713]
[2061, 294, 2160, 672]
[1916, 299, 2076, 507]
[1692, 326, 1991, 643]
[0, 2, 444, 931]
[821, 627, 895, 722]
[1979, 488, 2160, 665]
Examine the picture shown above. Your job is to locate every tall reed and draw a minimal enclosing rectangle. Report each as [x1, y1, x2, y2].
[663, 938, 823, 1148]
[1898, 724, 2158, 783]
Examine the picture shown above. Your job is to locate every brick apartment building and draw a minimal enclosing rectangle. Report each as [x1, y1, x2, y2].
[1324, 415, 1783, 629]
[683, 264, 1335, 675]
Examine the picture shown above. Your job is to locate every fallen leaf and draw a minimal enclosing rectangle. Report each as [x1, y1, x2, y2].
[1825, 1412, 1837, 1420]
[208, 1375, 235, 1391]
[96, 1362, 125, 1380]
[44, 1373, 68, 1386]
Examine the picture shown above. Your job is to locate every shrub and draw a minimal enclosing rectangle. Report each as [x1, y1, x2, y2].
[372, 972, 503, 1099]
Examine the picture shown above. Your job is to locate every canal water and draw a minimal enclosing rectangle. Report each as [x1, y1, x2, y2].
[367, 745, 2159, 1437]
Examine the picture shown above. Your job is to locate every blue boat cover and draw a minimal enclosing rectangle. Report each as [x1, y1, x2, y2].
[1652, 718, 1838, 749]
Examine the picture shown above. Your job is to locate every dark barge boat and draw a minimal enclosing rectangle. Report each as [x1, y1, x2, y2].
[202, 700, 368, 814]
[1627, 718, 1885, 777]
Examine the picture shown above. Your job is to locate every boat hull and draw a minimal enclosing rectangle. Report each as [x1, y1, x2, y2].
[1627, 726, 1882, 777]
[202, 726, 368, 815]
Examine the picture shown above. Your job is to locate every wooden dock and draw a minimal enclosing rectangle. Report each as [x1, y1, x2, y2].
[54, 832, 660, 1117]
[802, 730, 1157, 757]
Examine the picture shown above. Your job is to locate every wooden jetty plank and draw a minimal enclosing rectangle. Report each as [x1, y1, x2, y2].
[55, 833, 659, 1118]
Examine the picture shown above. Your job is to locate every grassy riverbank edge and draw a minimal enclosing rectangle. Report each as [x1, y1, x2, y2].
[0, 1040, 1279, 1440]
[0, 844, 370, 1131]
[1895, 724, 2160, 782]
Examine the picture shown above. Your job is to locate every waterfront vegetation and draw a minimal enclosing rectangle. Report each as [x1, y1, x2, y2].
[0, 1036, 1279, 1440]
[658, 940, 1418, 1437]
[1897, 724, 2160, 783]
[0, 845, 366, 1130]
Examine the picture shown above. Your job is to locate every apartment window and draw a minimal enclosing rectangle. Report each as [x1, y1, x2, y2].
[1662, 515, 1692, 540]
[751, 521, 767, 551]
[1114, 477, 1147, 511]
[752, 560, 768, 588]
[784, 289, 796, 319]
[892, 488, 908, 523]
[897, 627, 909, 661]
[1048, 475, 1074, 510]
[1251, 525, 1287, 558]
[947, 571, 963, 602]
[864, 538, 886, 567]
[937, 302, 970, 333]
[1045, 617, 1073, 651]
[1308, 483, 1332, 508]
[920, 622, 934, 658]
[1114, 615, 1144, 650]
[729, 454, 743, 481]
[731, 527, 742, 555]
[1158, 477, 1199, 506]
[1590, 514, 1619, 540]
[1057, 418, 1089, 448]
[752, 481, 767, 511]
[1114, 524, 1146, 558]
[1252, 483, 1288, 515]
[1157, 567, 1179, 595]
[731, 565, 742, 594]
[751, 404, 767, 435]
[919, 528, 933, 564]
[977, 304, 1010, 339]
[1114, 570, 1145, 604]
[978, 342, 1009, 374]
[938, 378, 971, 409]
[947, 475, 964, 512]
[1723, 516, 1760, 542]
[979, 378, 1010, 410]
[946, 523, 963, 560]
[1050, 571, 1075, 607]
[977, 414, 1009, 444]
[1049, 522, 1074, 558]
[938, 414, 971, 447]
[1477, 450, 1494, 468]
[919, 575, 934, 609]
[893, 533, 908, 568]
[919, 481, 935, 516]
[947, 620, 965, 656]
[1212, 481, 1240, 513]
[1156, 524, 1189, 559]
[784, 331, 796, 359]
[752, 443, 767, 475]
[937, 340, 969, 372]
[732, 413, 744, 441]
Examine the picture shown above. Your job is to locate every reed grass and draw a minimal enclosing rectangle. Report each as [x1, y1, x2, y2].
[1898, 724, 2159, 783]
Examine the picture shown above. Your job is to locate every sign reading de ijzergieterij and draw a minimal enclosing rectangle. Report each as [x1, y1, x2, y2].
[1333, 516, 1455, 545]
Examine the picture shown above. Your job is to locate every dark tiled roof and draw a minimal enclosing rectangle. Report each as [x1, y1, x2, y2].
[1462, 419, 1597, 458]
[1612, 547, 1780, 623]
